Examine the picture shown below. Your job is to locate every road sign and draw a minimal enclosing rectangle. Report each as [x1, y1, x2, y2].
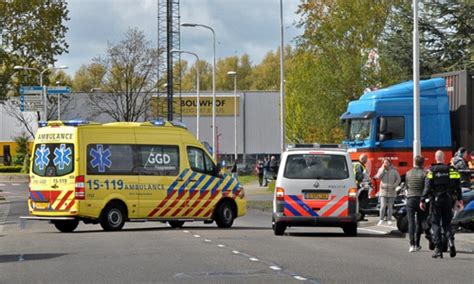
[19, 94, 43, 112]
[19, 86, 42, 95]
[47, 86, 71, 94]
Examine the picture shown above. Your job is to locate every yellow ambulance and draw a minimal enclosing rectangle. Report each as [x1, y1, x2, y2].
[26, 119, 246, 232]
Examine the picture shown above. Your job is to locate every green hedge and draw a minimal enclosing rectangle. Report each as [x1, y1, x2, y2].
[0, 165, 23, 173]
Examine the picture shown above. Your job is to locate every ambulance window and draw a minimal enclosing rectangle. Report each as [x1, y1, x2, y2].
[87, 144, 135, 175]
[32, 143, 74, 177]
[137, 145, 180, 176]
[187, 147, 206, 174]
[204, 154, 216, 176]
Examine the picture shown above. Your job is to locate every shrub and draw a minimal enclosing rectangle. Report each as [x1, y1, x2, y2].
[0, 165, 23, 173]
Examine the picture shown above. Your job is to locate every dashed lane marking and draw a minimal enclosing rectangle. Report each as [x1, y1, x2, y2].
[183, 230, 190, 233]
[269, 266, 281, 271]
[0, 184, 6, 186]
[232, 250, 240, 254]
[294, 276, 308, 281]
[193, 234, 201, 238]
[11, 184, 21, 186]
[217, 244, 225, 248]
[249, 257, 259, 262]
[204, 239, 212, 243]
[358, 228, 388, 234]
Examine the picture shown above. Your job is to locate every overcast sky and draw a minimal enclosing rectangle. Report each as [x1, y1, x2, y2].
[56, 0, 303, 77]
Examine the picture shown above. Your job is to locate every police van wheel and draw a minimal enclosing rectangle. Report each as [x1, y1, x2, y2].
[215, 201, 235, 228]
[168, 221, 185, 228]
[53, 220, 79, 233]
[100, 204, 126, 231]
[273, 222, 286, 236]
[343, 223, 358, 236]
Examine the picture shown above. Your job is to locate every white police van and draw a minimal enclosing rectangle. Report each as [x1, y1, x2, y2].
[272, 144, 358, 236]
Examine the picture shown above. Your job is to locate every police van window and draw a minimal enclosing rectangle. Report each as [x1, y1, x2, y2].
[137, 145, 179, 176]
[87, 144, 135, 175]
[379, 117, 405, 140]
[33, 143, 74, 177]
[187, 147, 205, 173]
[284, 154, 349, 180]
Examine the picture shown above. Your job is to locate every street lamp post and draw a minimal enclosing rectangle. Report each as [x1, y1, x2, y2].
[412, 0, 421, 160]
[227, 71, 237, 161]
[171, 49, 201, 140]
[279, 0, 286, 153]
[182, 22, 217, 160]
[13, 65, 68, 121]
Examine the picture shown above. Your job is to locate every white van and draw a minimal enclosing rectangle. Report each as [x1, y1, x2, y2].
[272, 144, 358, 236]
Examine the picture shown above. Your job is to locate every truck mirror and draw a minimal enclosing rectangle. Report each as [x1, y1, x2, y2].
[378, 133, 386, 142]
[378, 117, 387, 134]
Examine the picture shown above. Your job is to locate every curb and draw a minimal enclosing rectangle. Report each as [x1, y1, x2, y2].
[0, 175, 29, 183]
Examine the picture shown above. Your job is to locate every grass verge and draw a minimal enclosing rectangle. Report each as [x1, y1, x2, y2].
[247, 200, 273, 212]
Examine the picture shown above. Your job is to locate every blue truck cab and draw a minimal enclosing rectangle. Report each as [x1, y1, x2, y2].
[340, 78, 453, 196]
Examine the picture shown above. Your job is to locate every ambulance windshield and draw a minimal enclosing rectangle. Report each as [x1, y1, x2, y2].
[32, 143, 75, 177]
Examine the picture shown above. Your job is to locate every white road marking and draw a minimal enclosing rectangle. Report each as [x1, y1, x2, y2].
[11, 184, 21, 186]
[183, 230, 190, 233]
[249, 257, 259, 262]
[269, 266, 281, 271]
[359, 228, 388, 234]
[379, 224, 397, 229]
[217, 244, 225, 248]
[232, 250, 240, 254]
[204, 239, 212, 243]
[193, 234, 200, 238]
[0, 184, 6, 186]
[294, 276, 307, 281]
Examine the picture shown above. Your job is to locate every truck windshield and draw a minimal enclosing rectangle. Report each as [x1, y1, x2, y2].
[346, 119, 371, 141]
[32, 143, 74, 177]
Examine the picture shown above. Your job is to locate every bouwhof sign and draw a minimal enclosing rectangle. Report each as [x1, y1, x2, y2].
[152, 96, 240, 117]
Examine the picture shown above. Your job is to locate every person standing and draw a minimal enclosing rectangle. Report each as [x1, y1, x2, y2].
[375, 159, 401, 226]
[420, 150, 463, 259]
[452, 147, 471, 189]
[256, 160, 264, 187]
[269, 156, 278, 179]
[353, 154, 368, 188]
[405, 155, 426, 252]
[231, 159, 238, 179]
[263, 157, 269, 186]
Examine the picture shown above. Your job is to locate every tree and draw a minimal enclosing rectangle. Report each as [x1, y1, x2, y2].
[181, 60, 212, 91]
[72, 63, 106, 92]
[0, 0, 69, 100]
[88, 28, 158, 122]
[287, 0, 394, 143]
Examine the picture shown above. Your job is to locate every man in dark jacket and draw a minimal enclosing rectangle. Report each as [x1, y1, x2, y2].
[405, 155, 426, 252]
[421, 150, 463, 259]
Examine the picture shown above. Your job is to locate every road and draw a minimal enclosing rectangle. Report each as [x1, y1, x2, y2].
[1, 182, 473, 283]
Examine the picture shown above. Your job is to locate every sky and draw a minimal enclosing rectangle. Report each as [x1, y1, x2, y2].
[56, 0, 303, 77]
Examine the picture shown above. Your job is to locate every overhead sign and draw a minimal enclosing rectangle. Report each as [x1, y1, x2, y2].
[47, 86, 71, 94]
[19, 86, 42, 95]
[152, 96, 240, 117]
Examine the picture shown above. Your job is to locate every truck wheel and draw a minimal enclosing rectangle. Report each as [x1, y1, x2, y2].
[273, 222, 286, 236]
[215, 201, 235, 228]
[100, 203, 126, 231]
[343, 223, 358, 236]
[168, 221, 185, 228]
[53, 220, 79, 233]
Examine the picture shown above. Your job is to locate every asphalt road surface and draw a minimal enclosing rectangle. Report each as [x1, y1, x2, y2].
[1, 182, 473, 283]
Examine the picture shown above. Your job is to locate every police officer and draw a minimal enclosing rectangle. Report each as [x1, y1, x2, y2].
[420, 150, 463, 259]
[353, 154, 368, 188]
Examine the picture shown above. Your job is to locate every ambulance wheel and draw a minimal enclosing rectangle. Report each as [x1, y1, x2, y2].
[53, 220, 79, 233]
[343, 223, 358, 236]
[168, 221, 185, 228]
[215, 201, 235, 228]
[273, 222, 286, 236]
[100, 203, 126, 231]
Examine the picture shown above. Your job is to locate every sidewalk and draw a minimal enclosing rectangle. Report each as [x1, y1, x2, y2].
[243, 179, 273, 201]
[0, 174, 29, 183]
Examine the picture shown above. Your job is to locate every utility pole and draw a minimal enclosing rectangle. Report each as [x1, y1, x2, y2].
[413, 0, 421, 159]
[166, 0, 174, 121]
